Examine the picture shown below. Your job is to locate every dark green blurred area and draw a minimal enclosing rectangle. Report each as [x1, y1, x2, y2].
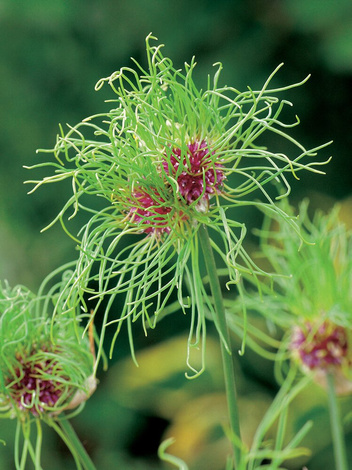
[1, 1, 352, 469]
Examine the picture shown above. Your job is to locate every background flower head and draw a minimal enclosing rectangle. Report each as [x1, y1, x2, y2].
[229, 200, 352, 393]
[0, 274, 96, 466]
[0, 282, 95, 418]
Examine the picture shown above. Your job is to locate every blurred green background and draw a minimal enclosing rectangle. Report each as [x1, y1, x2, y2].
[1, 1, 352, 469]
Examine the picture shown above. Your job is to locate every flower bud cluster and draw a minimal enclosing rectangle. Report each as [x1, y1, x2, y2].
[8, 349, 65, 415]
[290, 320, 349, 371]
[130, 139, 225, 234]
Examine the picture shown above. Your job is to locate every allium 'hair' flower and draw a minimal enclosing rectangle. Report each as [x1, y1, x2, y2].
[0, 275, 96, 466]
[27, 35, 330, 371]
[229, 200, 352, 393]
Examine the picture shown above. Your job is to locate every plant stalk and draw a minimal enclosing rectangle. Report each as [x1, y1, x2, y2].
[59, 417, 97, 470]
[198, 223, 242, 468]
[326, 372, 349, 470]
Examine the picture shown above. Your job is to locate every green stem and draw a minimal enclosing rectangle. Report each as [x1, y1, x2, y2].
[198, 224, 242, 468]
[59, 417, 97, 470]
[326, 372, 349, 470]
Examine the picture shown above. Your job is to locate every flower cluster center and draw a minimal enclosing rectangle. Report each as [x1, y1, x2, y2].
[290, 320, 349, 370]
[164, 140, 225, 205]
[128, 139, 225, 234]
[129, 190, 172, 234]
[7, 351, 65, 416]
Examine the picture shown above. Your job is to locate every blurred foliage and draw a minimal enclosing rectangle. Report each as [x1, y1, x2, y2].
[1, 1, 352, 469]
[2, 0, 352, 287]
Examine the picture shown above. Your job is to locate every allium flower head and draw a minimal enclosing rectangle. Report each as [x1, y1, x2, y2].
[290, 320, 349, 370]
[0, 276, 96, 466]
[232, 201, 352, 393]
[27, 35, 330, 370]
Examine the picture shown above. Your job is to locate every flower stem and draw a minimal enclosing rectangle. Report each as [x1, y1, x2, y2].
[326, 372, 349, 470]
[59, 417, 97, 470]
[198, 223, 241, 468]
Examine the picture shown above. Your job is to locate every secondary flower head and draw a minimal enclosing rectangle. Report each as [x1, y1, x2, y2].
[232, 201, 352, 393]
[28, 35, 330, 371]
[290, 320, 349, 370]
[290, 319, 352, 395]
[0, 275, 96, 465]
